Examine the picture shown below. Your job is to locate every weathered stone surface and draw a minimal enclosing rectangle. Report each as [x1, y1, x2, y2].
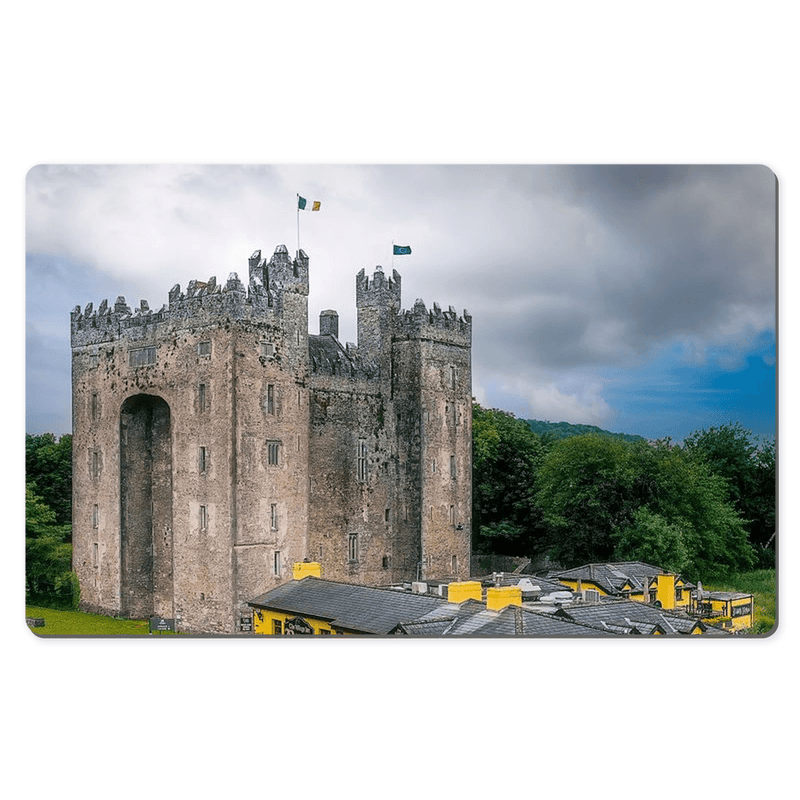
[72, 245, 472, 633]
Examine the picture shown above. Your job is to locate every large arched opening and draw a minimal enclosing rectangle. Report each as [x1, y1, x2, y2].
[119, 394, 173, 619]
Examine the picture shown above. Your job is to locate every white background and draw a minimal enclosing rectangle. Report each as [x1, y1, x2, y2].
[6, 3, 795, 798]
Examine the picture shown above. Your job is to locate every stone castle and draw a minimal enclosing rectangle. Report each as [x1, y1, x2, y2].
[70, 245, 472, 633]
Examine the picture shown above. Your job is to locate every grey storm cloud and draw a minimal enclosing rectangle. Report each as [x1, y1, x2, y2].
[25, 164, 776, 432]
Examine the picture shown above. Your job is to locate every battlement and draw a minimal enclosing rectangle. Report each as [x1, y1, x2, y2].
[70, 245, 307, 347]
[356, 266, 401, 309]
[395, 298, 472, 346]
[249, 244, 309, 296]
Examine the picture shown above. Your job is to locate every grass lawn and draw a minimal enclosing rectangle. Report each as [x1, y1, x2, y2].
[705, 569, 777, 635]
[25, 606, 163, 636]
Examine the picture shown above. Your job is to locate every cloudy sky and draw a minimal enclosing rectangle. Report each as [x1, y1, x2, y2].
[26, 163, 775, 442]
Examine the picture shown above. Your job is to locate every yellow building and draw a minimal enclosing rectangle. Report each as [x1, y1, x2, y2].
[554, 562, 692, 610]
[695, 590, 755, 632]
[249, 565, 454, 635]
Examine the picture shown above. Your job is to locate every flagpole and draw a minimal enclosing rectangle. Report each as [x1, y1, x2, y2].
[297, 194, 301, 255]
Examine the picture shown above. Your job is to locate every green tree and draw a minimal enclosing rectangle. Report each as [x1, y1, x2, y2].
[26, 433, 72, 528]
[536, 434, 756, 579]
[535, 434, 649, 565]
[26, 485, 78, 608]
[684, 422, 776, 562]
[472, 404, 548, 556]
[612, 507, 689, 575]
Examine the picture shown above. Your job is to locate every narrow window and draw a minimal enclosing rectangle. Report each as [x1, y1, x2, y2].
[199, 505, 208, 531]
[449, 505, 455, 524]
[260, 341, 274, 358]
[382, 556, 390, 569]
[198, 383, 207, 412]
[92, 542, 99, 567]
[91, 393, 99, 421]
[92, 504, 99, 528]
[273, 550, 281, 576]
[273, 619, 283, 635]
[450, 454, 456, 479]
[267, 384, 275, 415]
[270, 503, 278, 531]
[451, 555, 458, 574]
[357, 439, 367, 482]
[430, 506, 434, 521]
[129, 346, 156, 367]
[199, 446, 207, 474]
[197, 340, 212, 356]
[450, 365, 456, 389]
[91, 450, 100, 478]
[432, 458, 436, 473]
[385, 508, 390, 522]
[348, 533, 358, 562]
[267, 441, 280, 466]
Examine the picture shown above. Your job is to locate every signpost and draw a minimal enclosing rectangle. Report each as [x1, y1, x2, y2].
[149, 617, 175, 634]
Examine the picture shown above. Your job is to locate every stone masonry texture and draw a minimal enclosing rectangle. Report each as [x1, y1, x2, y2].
[71, 245, 472, 633]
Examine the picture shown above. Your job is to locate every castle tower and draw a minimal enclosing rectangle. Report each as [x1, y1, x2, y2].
[71, 245, 311, 633]
[356, 266, 401, 379]
[71, 244, 472, 633]
[393, 300, 473, 582]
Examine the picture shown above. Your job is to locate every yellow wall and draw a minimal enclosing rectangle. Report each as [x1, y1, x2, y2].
[486, 586, 522, 611]
[559, 580, 608, 596]
[656, 574, 676, 610]
[252, 608, 344, 635]
[293, 561, 323, 580]
[447, 581, 482, 603]
[707, 596, 754, 631]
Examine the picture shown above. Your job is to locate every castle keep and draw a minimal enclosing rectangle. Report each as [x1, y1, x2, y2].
[71, 245, 472, 633]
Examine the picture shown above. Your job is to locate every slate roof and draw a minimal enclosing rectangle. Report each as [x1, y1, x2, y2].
[249, 576, 451, 635]
[444, 604, 616, 637]
[249, 577, 729, 637]
[703, 591, 752, 601]
[476, 573, 570, 595]
[554, 598, 724, 635]
[552, 562, 693, 595]
[308, 334, 356, 375]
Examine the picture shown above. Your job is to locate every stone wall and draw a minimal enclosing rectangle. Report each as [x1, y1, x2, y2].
[71, 245, 472, 633]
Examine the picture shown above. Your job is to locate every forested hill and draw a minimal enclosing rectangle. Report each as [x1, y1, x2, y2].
[525, 419, 647, 444]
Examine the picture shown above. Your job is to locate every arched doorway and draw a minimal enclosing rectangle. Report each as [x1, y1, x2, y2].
[119, 394, 173, 619]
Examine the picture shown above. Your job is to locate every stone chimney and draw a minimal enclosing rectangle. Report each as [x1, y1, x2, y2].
[320, 309, 339, 337]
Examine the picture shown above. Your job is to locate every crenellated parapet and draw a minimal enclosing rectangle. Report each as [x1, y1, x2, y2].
[356, 266, 401, 310]
[70, 245, 307, 347]
[395, 298, 472, 346]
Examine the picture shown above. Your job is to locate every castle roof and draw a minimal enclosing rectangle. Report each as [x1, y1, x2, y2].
[308, 333, 357, 376]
